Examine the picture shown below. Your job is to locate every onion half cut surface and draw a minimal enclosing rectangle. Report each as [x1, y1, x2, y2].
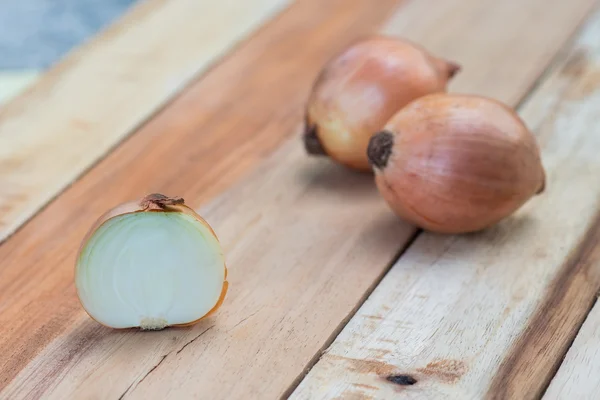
[75, 195, 227, 330]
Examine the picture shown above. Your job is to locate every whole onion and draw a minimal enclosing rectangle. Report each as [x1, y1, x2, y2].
[305, 36, 460, 171]
[368, 94, 545, 233]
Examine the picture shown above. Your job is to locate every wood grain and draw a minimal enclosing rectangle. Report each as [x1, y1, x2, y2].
[544, 300, 600, 399]
[0, 0, 291, 244]
[0, 0, 596, 398]
[0, 0, 403, 397]
[292, 8, 600, 399]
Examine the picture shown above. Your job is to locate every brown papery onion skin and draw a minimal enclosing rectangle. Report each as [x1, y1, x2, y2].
[305, 36, 460, 171]
[368, 94, 546, 234]
[76, 194, 228, 328]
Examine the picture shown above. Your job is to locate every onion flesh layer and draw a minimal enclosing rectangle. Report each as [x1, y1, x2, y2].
[76, 212, 225, 329]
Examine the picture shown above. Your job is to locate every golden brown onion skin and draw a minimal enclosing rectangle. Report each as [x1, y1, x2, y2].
[368, 94, 545, 233]
[305, 36, 460, 171]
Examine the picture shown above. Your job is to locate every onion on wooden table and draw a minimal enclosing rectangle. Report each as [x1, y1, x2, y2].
[304, 36, 460, 171]
[75, 194, 228, 330]
[1, 0, 600, 398]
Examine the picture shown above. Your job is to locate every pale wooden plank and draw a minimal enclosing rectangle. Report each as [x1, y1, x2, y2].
[0, 0, 595, 399]
[0, 0, 291, 243]
[0, 70, 39, 105]
[380, 0, 590, 106]
[544, 300, 600, 399]
[292, 8, 600, 400]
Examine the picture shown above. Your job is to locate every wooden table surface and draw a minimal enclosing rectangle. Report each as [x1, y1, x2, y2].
[2, 0, 600, 398]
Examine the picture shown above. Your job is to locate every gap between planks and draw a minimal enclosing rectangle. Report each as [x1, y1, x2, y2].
[0, 0, 597, 398]
[292, 5, 600, 399]
[281, 229, 422, 400]
[0, 0, 292, 244]
[544, 296, 600, 399]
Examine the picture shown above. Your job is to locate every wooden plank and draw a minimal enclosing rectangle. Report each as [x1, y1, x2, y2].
[544, 300, 600, 399]
[0, 0, 595, 399]
[292, 8, 600, 400]
[379, 0, 590, 106]
[0, 0, 291, 244]
[0, 0, 403, 397]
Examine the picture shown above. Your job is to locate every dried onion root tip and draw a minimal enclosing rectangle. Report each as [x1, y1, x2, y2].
[369, 94, 546, 234]
[75, 194, 228, 330]
[305, 35, 460, 171]
[303, 115, 327, 156]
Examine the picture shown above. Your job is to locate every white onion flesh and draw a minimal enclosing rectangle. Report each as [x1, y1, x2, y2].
[76, 212, 225, 330]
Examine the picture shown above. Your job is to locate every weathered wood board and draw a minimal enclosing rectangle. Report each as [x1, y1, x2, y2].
[293, 8, 600, 399]
[0, 0, 404, 396]
[0, 0, 598, 398]
[0, 0, 291, 243]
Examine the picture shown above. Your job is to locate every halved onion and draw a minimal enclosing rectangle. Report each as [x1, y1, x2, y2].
[75, 194, 228, 330]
